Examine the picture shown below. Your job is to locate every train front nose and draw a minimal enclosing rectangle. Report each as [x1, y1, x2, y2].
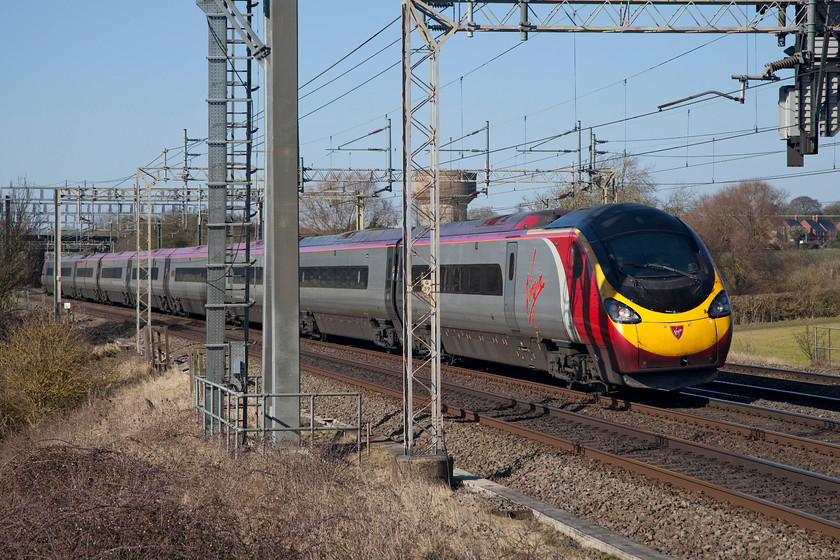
[635, 318, 720, 369]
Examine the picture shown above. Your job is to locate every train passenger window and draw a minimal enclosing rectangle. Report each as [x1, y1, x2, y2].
[299, 266, 368, 289]
[45, 267, 53, 277]
[508, 253, 515, 281]
[436, 264, 502, 296]
[450, 266, 462, 293]
[231, 267, 246, 284]
[572, 244, 583, 279]
[484, 264, 503, 296]
[355, 267, 368, 287]
[466, 265, 482, 294]
[231, 266, 264, 285]
[77, 267, 94, 278]
[174, 267, 204, 283]
[61, 267, 72, 277]
[101, 267, 123, 279]
[335, 267, 349, 288]
[132, 268, 160, 281]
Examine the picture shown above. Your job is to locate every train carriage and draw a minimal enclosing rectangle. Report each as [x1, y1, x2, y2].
[97, 251, 133, 306]
[43, 203, 732, 391]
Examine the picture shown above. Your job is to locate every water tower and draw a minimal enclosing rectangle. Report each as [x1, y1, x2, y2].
[411, 170, 478, 224]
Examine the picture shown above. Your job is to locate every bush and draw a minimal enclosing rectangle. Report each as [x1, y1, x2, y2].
[730, 291, 840, 325]
[0, 314, 109, 431]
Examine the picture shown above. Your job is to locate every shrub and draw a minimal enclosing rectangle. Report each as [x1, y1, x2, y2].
[0, 314, 107, 430]
[792, 323, 817, 365]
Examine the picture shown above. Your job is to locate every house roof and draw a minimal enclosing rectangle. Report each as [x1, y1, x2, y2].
[801, 217, 837, 233]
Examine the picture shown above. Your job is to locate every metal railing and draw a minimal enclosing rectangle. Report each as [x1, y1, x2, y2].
[815, 326, 840, 366]
[193, 375, 363, 459]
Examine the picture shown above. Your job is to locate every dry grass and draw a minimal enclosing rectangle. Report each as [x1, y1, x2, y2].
[0, 348, 602, 559]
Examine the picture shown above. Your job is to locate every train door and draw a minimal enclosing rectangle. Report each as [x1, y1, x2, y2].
[384, 245, 401, 330]
[123, 259, 132, 305]
[95, 254, 106, 302]
[567, 239, 585, 322]
[162, 257, 173, 309]
[504, 241, 520, 332]
[393, 240, 405, 327]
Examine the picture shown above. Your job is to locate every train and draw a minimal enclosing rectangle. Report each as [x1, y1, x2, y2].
[42, 203, 732, 391]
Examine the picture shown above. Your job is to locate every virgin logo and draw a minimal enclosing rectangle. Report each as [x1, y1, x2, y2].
[670, 325, 684, 339]
[525, 248, 545, 329]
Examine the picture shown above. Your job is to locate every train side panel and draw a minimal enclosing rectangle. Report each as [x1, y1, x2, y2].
[299, 243, 392, 342]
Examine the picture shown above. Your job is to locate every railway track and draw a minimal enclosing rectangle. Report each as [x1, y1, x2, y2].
[721, 362, 840, 386]
[64, 300, 840, 538]
[301, 350, 840, 539]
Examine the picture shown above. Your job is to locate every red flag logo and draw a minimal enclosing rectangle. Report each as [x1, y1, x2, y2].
[670, 325, 684, 339]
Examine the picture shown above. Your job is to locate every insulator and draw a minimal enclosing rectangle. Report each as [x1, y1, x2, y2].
[765, 54, 802, 73]
[427, 1, 453, 7]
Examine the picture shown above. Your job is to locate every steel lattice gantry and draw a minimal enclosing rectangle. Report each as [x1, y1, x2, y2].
[400, 0, 840, 458]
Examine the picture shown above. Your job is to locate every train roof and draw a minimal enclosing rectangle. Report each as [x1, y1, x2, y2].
[299, 208, 570, 247]
[544, 203, 688, 240]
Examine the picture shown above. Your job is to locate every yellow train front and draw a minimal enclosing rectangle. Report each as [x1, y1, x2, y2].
[545, 204, 732, 390]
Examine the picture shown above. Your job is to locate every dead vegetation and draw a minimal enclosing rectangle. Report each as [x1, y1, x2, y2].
[0, 319, 601, 559]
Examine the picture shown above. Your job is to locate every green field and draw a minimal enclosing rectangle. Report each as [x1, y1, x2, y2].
[729, 316, 840, 368]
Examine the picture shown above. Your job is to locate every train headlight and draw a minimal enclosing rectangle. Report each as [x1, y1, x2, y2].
[708, 290, 731, 318]
[604, 298, 642, 324]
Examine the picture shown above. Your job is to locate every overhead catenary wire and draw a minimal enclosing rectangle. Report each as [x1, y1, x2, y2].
[299, 16, 399, 91]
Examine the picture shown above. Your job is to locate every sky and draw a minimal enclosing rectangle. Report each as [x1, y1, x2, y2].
[2, 1, 838, 219]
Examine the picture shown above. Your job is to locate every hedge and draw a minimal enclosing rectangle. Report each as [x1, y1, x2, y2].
[730, 290, 840, 325]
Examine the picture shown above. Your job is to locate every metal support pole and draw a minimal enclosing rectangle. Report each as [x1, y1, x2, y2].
[387, 117, 393, 192]
[202, 2, 228, 388]
[53, 188, 62, 319]
[484, 120, 490, 196]
[577, 120, 582, 193]
[402, 0, 454, 457]
[262, 0, 301, 441]
[401, 2, 414, 454]
[356, 194, 364, 230]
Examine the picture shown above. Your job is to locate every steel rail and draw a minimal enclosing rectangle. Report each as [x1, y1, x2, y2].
[687, 380, 840, 409]
[722, 362, 840, 386]
[601, 395, 840, 457]
[305, 358, 840, 539]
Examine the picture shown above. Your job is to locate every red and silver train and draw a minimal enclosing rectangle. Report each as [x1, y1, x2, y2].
[43, 203, 732, 391]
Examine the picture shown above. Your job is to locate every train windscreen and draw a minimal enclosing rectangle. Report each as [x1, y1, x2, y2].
[606, 232, 702, 279]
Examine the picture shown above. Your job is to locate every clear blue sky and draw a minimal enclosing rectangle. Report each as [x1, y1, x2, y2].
[2, 1, 838, 217]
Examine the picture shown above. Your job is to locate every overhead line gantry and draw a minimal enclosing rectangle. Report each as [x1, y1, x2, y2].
[399, 0, 840, 461]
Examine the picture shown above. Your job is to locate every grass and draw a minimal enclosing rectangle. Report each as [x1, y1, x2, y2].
[730, 316, 840, 368]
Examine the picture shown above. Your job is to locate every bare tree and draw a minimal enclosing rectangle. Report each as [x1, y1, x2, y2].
[658, 185, 697, 218]
[682, 180, 788, 294]
[521, 154, 657, 211]
[785, 195, 822, 217]
[823, 202, 840, 226]
[0, 180, 42, 309]
[466, 205, 498, 221]
[300, 172, 398, 235]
